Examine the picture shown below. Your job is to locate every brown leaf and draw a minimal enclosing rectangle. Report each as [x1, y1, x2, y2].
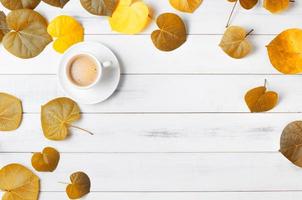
[219, 26, 252, 59]
[42, 0, 69, 8]
[244, 83, 278, 112]
[280, 121, 302, 167]
[239, 0, 258, 9]
[66, 171, 91, 199]
[0, 92, 22, 131]
[0, 163, 40, 200]
[169, 0, 203, 13]
[3, 9, 52, 59]
[31, 147, 60, 172]
[0, 0, 41, 10]
[80, 0, 118, 16]
[263, 0, 289, 13]
[151, 13, 187, 51]
[0, 11, 9, 42]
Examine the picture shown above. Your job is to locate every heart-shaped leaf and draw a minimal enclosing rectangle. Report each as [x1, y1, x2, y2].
[280, 121, 302, 167]
[109, 0, 150, 34]
[263, 0, 289, 13]
[80, 0, 118, 16]
[0, 11, 9, 42]
[2, 9, 52, 59]
[66, 171, 91, 199]
[169, 0, 203, 13]
[0, 0, 41, 10]
[0, 163, 40, 200]
[47, 15, 84, 53]
[0, 93, 23, 131]
[151, 13, 187, 51]
[244, 81, 278, 112]
[31, 147, 60, 172]
[219, 26, 252, 59]
[42, 0, 69, 8]
[267, 28, 302, 74]
[228, 0, 258, 9]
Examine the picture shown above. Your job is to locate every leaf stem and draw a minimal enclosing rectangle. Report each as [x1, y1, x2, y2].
[245, 29, 254, 38]
[69, 125, 94, 135]
[226, 0, 238, 28]
[58, 181, 69, 185]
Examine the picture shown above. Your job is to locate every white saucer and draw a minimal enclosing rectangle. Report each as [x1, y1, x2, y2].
[58, 42, 120, 104]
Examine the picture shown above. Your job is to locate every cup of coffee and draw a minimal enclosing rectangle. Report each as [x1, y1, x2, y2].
[65, 53, 112, 89]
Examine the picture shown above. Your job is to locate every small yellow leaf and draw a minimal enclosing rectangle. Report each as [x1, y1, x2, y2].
[66, 171, 91, 199]
[31, 147, 60, 172]
[169, 0, 203, 13]
[0, 163, 40, 200]
[267, 29, 302, 74]
[263, 0, 289, 13]
[219, 26, 252, 59]
[47, 15, 84, 53]
[244, 83, 278, 113]
[0, 93, 22, 131]
[109, 0, 150, 34]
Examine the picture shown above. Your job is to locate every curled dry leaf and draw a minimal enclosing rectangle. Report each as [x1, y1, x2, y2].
[80, 0, 118, 16]
[263, 0, 289, 13]
[169, 0, 203, 13]
[219, 26, 252, 59]
[267, 28, 302, 74]
[3, 9, 52, 59]
[0, 0, 41, 10]
[47, 15, 84, 53]
[244, 81, 278, 112]
[0, 11, 9, 42]
[0, 93, 22, 131]
[109, 0, 150, 34]
[151, 13, 187, 52]
[280, 121, 302, 167]
[31, 147, 60, 172]
[0, 163, 40, 200]
[66, 172, 91, 199]
[228, 0, 258, 10]
[42, 0, 69, 8]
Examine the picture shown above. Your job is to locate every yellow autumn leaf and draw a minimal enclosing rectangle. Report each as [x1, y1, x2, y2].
[263, 0, 289, 13]
[31, 147, 60, 172]
[0, 92, 22, 131]
[244, 80, 278, 112]
[66, 171, 91, 199]
[47, 15, 84, 53]
[169, 0, 203, 13]
[219, 26, 252, 59]
[0, 163, 40, 200]
[267, 28, 302, 74]
[109, 0, 150, 34]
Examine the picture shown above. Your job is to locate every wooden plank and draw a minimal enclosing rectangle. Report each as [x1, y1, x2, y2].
[0, 35, 280, 75]
[0, 75, 301, 113]
[0, 153, 301, 191]
[32, 192, 302, 200]
[1, 1, 301, 34]
[0, 113, 297, 153]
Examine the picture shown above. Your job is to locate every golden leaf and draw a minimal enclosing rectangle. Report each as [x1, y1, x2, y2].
[0, 93, 22, 131]
[228, 0, 258, 10]
[263, 0, 289, 13]
[267, 28, 302, 74]
[80, 0, 118, 16]
[169, 0, 203, 13]
[219, 26, 252, 59]
[244, 81, 278, 112]
[0, 163, 40, 200]
[280, 121, 302, 167]
[0, 0, 41, 10]
[66, 172, 91, 199]
[41, 97, 81, 140]
[47, 15, 84, 53]
[42, 0, 69, 8]
[151, 13, 187, 51]
[109, 0, 150, 34]
[2, 9, 52, 59]
[31, 147, 60, 172]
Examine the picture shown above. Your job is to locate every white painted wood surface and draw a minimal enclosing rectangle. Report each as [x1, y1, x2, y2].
[0, 0, 301, 199]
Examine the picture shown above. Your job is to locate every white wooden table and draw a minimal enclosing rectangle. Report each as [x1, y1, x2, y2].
[1, 1, 302, 199]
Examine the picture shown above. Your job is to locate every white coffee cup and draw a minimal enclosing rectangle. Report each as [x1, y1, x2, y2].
[65, 52, 112, 89]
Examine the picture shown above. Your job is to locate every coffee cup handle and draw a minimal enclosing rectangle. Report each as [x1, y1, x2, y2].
[102, 61, 112, 68]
